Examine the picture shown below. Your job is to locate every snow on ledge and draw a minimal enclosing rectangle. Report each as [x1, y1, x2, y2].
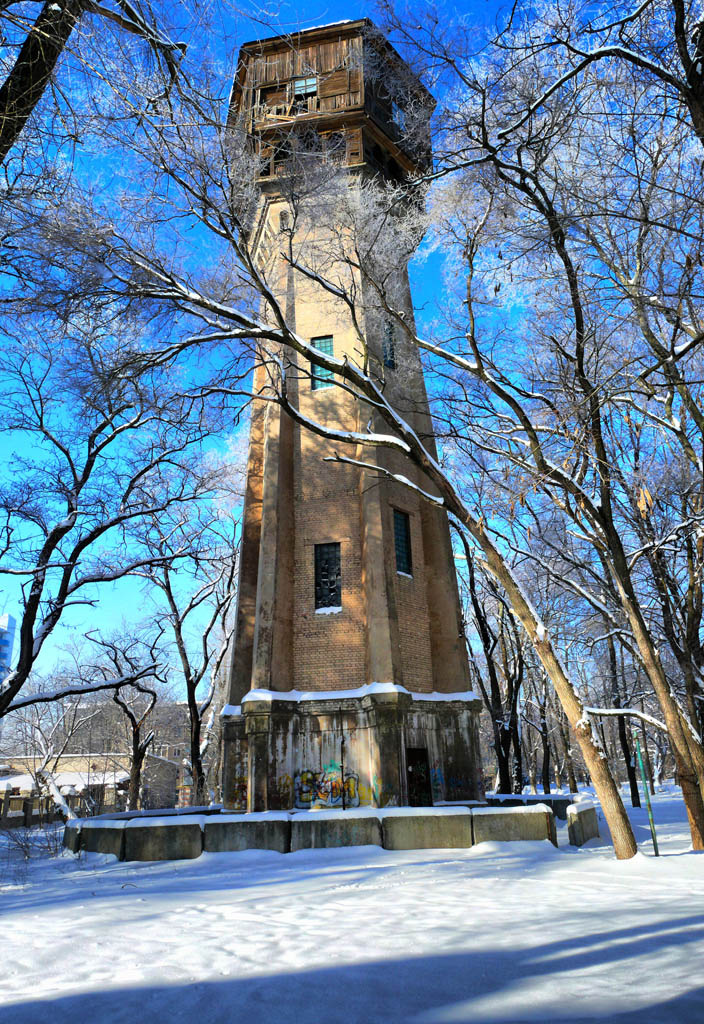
[124, 815, 209, 829]
[239, 682, 481, 705]
[220, 704, 242, 717]
[315, 605, 342, 615]
[291, 807, 383, 822]
[472, 804, 551, 816]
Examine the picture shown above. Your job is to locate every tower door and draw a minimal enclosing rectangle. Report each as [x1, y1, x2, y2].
[406, 747, 433, 807]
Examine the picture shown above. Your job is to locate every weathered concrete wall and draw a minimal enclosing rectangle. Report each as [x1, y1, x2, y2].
[381, 809, 472, 850]
[204, 813, 290, 854]
[63, 821, 82, 853]
[567, 802, 600, 847]
[123, 818, 203, 862]
[65, 802, 564, 863]
[472, 805, 557, 846]
[80, 820, 126, 858]
[290, 810, 382, 850]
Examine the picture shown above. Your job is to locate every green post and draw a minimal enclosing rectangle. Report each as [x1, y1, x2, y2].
[634, 733, 659, 856]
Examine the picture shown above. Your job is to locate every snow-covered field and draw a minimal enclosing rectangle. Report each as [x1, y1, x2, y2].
[1, 790, 702, 1024]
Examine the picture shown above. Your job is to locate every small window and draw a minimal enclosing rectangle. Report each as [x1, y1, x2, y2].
[315, 542, 342, 609]
[311, 335, 334, 390]
[394, 509, 412, 576]
[383, 322, 396, 369]
[292, 76, 317, 112]
[392, 101, 406, 131]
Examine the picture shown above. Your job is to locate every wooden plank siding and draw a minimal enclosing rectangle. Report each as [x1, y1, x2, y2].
[234, 20, 432, 179]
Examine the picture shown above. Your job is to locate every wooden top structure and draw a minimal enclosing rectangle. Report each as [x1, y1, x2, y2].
[232, 19, 433, 181]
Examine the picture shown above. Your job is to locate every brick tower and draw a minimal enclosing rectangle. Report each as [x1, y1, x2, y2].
[221, 19, 483, 811]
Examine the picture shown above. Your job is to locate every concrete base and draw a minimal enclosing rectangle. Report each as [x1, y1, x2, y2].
[204, 814, 290, 854]
[222, 689, 484, 813]
[80, 821, 126, 858]
[567, 803, 600, 846]
[124, 819, 203, 861]
[64, 803, 563, 862]
[291, 812, 382, 850]
[63, 822, 82, 853]
[472, 805, 557, 846]
[381, 809, 472, 850]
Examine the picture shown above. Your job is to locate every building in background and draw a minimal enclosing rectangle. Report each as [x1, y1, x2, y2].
[0, 613, 16, 681]
[221, 20, 483, 812]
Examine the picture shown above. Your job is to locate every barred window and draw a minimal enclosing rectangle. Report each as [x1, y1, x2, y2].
[311, 335, 334, 390]
[315, 542, 342, 609]
[383, 322, 396, 369]
[394, 509, 412, 576]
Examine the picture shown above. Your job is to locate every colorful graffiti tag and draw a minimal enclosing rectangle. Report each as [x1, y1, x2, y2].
[294, 768, 360, 808]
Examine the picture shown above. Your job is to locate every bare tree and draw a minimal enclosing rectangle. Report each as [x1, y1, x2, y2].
[0, 12, 644, 856]
[0, 1, 186, 167]
[136, 497, 240, 805]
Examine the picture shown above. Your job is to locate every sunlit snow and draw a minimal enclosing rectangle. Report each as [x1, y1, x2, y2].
[1, 789, 702, 1023]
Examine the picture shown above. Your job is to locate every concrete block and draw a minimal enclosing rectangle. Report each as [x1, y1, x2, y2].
[485, 795, 572, 820]
[204, 814, 290, 854]
[62, 821, 82, 854]
[381, 809, 472, 851]
[123, 817, 203, 862]
[567, 802, 599, 846]
[472, 805, 557, 846]
[290, 811, 382, 850]
[80, 820, 126, 858]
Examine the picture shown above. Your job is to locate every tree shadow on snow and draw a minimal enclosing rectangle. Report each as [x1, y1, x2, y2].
[3, 912, 704, 1024]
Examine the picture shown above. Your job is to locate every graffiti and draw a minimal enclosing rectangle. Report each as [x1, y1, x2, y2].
[230, 775, 247, 810]
[430, 760, 445, 799]
[294, 768, 360, 808]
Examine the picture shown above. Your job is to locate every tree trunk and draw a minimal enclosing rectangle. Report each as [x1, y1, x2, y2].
[559, 717, 578, 793]
[607, 636, 640, 808]
[128, 734, 146, 812]
[510, 718, 523, 794]
[0, 1, 83, 166]
[639, 709, 656, 795]
[457, 525, 637, 857]
[189, 711, 206, 806]
[610, 563, 704, 847]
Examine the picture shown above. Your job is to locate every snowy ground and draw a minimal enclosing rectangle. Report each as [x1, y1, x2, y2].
[1, 790, 702, 1024]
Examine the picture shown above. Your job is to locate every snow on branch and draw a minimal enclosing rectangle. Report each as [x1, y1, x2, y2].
[4, 666, 158, 712]
[323, 454, 444, 506]
[584, 706, 667, 733]
[497, 45, 683, 144]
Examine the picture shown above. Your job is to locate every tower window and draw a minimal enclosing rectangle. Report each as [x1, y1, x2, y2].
[311, 335, 334, 390]
[394, 509, 413, 576]
[392, 101, 406, 131]
[292, 76, 317, 112]
[383, 322, 396, 369]
[315, 542, 342, 609]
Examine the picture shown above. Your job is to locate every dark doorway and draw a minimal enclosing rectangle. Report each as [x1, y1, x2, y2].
[406, 747, 433, 806]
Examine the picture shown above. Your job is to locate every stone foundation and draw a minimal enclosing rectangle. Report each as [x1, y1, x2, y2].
[221, 685, 483, 813]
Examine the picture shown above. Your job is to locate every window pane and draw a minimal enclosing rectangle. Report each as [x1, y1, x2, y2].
[394, 509, 412, 575]
[383, 322, 396, 369]
[294, 77, 317, 94]
[311, 335, 334, 390]
[315, 542, 342, 608]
